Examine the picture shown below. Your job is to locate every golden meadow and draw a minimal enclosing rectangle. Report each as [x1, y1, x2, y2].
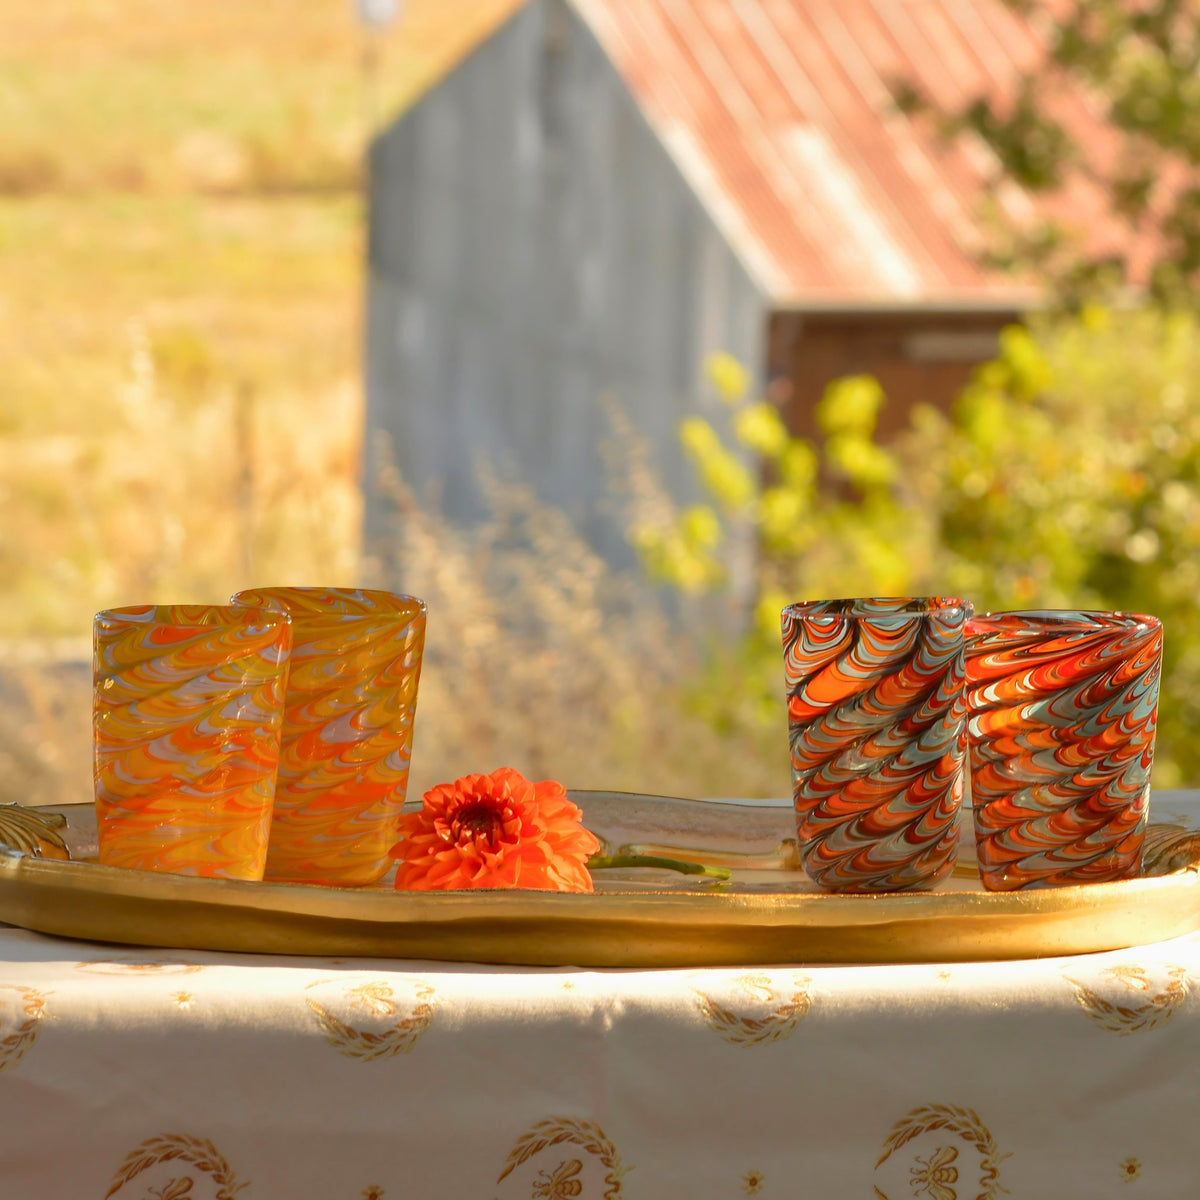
[8, 2, 1200, 809]
[1, 1, 784, 807]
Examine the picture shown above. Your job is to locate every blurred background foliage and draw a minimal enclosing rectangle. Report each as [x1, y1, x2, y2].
[635, 308, 1200, 788]
[0, 0, 518, 639]
[627, 0, 1200, 793]
[6, 0, 1200, 806]
[897, 0, 1200, 305]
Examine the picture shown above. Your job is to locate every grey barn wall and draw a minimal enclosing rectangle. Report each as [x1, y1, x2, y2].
[364, 0, 765, 568]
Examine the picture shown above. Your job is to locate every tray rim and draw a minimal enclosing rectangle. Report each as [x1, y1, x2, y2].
[1, 796, 1198, 967]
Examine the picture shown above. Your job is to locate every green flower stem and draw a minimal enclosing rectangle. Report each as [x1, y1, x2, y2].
[587, 854, 732, 881]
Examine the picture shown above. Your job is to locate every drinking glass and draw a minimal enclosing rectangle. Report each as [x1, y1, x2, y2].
[782, 596, 971, 892]
[230, 587, 426, 886]
[965, 609, 1162, 890]
[93, 604, 291, 879]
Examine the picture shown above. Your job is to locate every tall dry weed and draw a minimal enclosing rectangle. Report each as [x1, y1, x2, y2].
[6, 333, 791, 807]
[366, 438, 788, 801]
[3, 317, 365, 806]
[0, 646, 91, 808]
[4, 318, 364, 638]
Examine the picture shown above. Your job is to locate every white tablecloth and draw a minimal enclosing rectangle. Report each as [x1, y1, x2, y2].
[0, 920, 1197, 1198]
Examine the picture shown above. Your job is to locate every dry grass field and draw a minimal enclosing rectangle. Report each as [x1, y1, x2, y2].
[1, 0, 789, 807]
[2, 0, 522, 637]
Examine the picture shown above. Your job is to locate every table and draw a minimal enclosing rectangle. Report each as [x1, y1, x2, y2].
[0, 919, 1198, 1198]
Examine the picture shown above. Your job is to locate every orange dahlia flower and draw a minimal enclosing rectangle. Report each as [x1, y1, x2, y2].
[389, 767, 601, 892]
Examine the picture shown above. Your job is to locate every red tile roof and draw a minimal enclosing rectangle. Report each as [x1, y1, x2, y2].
[573, 0, 1136, 309]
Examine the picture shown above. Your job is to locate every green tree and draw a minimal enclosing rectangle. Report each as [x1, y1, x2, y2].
[897, 0, 1200, 304]
[913, 307, 1200, 787]
[637, 311, 1200, 787]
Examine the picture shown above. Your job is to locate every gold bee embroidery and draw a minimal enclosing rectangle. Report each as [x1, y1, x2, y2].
[692, 971, 812, 1047]
[1107, 965, 1153, 990]
[875, 1104, 1006, 1200]
[1064, 963, 1190, 1035]
[305, 978, 435, 1062]
[105, 1134, 242, 1200]
[531, 1158, 583, 1199]
[362, 1188, 385, 1200]
[1118, 1157, 1142, 1183]
[735, 975, 775, 1004]
[498, 1117, 628, 1198]
[171, 992, 194, 1011]
[347, 982, 397, 1019]
[742, 1168, 766, 1194]
[143, 1178, 192, 1200]
[910, 1145, 958, 1200]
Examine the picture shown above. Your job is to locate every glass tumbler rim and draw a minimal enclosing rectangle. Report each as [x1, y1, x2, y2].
[95, 603, 292, 632]
[781, 596, 971, 623]
[967, 608, 1162, 638]
[230, 586, 427, 625]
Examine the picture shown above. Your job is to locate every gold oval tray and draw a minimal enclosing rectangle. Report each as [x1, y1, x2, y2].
[1, 791, 1198, 966]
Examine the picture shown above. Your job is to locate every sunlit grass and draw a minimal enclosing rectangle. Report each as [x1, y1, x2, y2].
[0, 194, 359, 433]
[1, 0, 794, 807]
[0, 0, 522, 195]
[1, 191, 364, 637]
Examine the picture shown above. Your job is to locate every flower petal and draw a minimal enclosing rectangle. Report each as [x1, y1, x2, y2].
[390, 767, 597, 892]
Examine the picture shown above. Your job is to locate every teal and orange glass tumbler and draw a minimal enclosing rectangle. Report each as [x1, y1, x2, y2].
[782, 597, 971, 893]
[965, 609, 1162, 890]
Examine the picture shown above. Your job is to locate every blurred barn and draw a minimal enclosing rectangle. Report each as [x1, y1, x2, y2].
[364, 0, 1117, 561]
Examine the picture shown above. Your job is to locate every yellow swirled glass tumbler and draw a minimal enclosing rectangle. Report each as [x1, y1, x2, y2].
[231, 587, 427, 886]
[93, 604, 292, 879]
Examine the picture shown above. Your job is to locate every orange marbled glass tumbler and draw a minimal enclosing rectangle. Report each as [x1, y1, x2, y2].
[93, 604, 292, 879]
[231, 587, 426, 886]
[965, 609, 1162, 890]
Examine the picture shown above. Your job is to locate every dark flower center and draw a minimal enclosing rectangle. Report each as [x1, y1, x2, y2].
[452, 802, 501, 844]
